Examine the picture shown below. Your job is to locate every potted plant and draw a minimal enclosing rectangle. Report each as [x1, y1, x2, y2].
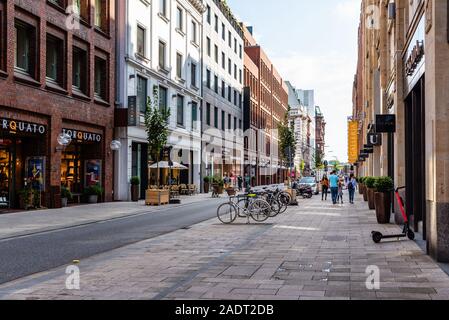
[84, 185, 103, 204]
[130, 176, 140, 202]
[213, 176, 224, 195]
[374, 176, 394, 224]
[203, 176, 211, 193]
[365, 177, 377, 210]
[18, 187, 33, 210]
[61, 186, 72, 207]
[358, 177, 365, 195]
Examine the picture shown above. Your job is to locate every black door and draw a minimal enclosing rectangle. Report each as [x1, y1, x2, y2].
[405, 76, 426, 239]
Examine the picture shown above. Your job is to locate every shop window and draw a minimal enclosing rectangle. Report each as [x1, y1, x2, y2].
[0, 0, 5, 72]
[94, 0, 108, 33]
[14, 19, 37, 78]
[94, 55, 108, 101]
[72, 46, 88, 95]
[177, 95, 184, 126]
[136, 75, 147, 113]
[46, 34, 64, 87]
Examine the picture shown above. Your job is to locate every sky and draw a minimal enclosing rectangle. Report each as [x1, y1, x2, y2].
[227, 0, 361, 162]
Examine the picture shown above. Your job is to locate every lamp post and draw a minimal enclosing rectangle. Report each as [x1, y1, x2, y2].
[110, 140, 121, 201]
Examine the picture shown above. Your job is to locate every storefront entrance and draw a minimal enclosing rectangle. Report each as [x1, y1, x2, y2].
[405, 76, 426, 239]
[60, 129, 104, 201]
[0, 134, 47, 210]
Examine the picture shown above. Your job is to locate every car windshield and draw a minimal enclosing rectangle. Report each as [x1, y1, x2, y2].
[299, 178, 315, 184]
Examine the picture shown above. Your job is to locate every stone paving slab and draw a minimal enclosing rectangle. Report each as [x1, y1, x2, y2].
[1, 194, 449, 300]
[0, 194, 213, 239]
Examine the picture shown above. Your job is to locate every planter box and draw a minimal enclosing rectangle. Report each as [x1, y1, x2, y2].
[87, 195, 98, 204]
[362, 186, 368, 201]
[131, 185, 140, 202]
[145, 189, 169, 206]
[375, 192, 392, 224]
[359, 183, 365, 195]
[204, 183, 210, 193]
[367, 188, 375, 210]
[61, 197, 68, 207]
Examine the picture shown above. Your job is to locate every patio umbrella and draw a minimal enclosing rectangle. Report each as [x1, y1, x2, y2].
[149, 161, 188, 170]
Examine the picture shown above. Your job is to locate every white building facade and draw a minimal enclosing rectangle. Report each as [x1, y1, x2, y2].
[201, 0, 244, 185]
[115, 0, 206, 200]
[296, 89, 316, 172]
[286, 81, 307, 176]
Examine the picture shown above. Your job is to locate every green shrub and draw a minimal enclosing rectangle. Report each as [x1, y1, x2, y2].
[130, 176, 140, 185]
[84, 184, 104, 196]
[374, 176, 394, 193]
[61, 186, 72, 200]
[203, 176, 211, 183]
[365, 177, 377, 189]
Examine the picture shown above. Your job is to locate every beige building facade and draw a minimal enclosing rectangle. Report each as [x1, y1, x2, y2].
[353, 0, 449, 262]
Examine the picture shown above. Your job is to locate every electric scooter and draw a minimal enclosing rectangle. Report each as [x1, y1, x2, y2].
[371, 186, 415, 243]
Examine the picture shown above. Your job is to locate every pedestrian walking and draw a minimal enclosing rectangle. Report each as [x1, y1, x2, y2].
[237, 175, 243, 191]
[321, 175, 329, 201]
[223, 174, 230, 189]
[244, 174, 251, 192]
[329, 170, 339, 204]
[347, 174, 357, 204]
[337, 177, 344, 204]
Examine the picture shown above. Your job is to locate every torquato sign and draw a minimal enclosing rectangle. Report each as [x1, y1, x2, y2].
[1, 118, 46, 135]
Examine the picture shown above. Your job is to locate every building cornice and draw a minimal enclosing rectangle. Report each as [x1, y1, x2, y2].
[189, 0, 207, 14]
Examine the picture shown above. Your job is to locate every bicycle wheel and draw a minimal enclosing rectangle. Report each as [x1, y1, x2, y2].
[217, 203, 238, 224]
[268, 199, 281, 217]
[278, 192, 291, 206]
[278, 200, 288, 214]
[237, 198, 250, 217]
[249, 199, 270, 222]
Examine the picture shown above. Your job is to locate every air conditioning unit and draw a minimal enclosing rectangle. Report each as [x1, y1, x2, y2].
[388, 2, 396, 20]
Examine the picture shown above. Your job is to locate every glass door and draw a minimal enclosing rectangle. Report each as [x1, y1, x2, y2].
[0, 143, 11, 209]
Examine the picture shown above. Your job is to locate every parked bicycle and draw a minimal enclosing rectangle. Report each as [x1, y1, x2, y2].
[217, 192, 271, 224]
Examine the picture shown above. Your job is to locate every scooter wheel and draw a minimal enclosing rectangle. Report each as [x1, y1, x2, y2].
[372, 232, 383, 244]
[407, 230, 415, 241]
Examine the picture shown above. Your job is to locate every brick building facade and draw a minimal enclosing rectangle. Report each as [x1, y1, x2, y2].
[242, 25, 289, 186]
[0, 0, 115, 209]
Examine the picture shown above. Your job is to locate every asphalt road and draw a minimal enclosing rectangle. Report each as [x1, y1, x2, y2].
[0, 199, 223, 285]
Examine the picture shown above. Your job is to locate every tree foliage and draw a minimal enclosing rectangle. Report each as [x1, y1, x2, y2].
[144, 87, 171, 187]
[279, 106, 296, 165]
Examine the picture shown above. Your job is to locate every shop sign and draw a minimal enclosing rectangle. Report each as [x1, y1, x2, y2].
[367, 133, 382, 146]
[62, 129, 102, 143]
[128, 96, 137, 126]
[405, 40, 424, 76]
[376, 114, 396, 133]
[1, 118, 46, 135]
[348, 120, 359, 164]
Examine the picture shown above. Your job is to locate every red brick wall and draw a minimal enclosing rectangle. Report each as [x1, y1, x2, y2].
[0, 0, 115, 206]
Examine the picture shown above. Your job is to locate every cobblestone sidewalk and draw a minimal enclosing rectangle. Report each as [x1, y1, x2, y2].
[1, 194, 449, 300]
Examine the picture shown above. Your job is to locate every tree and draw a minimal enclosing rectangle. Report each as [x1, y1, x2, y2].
[314, 150, 324, 169]
[279, 106, 296, 165]
[279, 106, 296, 184]
[144, 87, 171, 188]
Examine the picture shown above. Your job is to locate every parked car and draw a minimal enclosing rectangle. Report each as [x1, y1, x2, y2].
[298, 177, 319, 195]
